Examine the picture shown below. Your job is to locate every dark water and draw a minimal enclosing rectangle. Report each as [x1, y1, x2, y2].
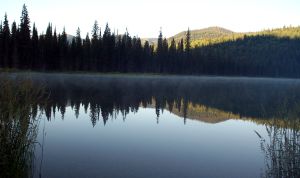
[3, 73, 300, 178]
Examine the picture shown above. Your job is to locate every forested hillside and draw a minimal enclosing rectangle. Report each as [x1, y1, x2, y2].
[0, 4, 300, 77]
[192, 26, 300, 47]
[142, 26, 234, 46]
[171, 26, 234, 42]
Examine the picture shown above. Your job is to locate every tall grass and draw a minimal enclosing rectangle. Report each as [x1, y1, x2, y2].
[257, 123, 300, 178]
[0, 76, 47, 178]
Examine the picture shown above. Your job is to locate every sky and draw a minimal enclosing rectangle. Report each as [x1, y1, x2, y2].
[0, 0, 299, 38]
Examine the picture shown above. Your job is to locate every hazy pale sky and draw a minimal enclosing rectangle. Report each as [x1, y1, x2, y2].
[0, 0, 299, 38]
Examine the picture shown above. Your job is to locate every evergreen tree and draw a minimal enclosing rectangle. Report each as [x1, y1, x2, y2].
[157, 28, 163, 57]
[45, 23, 53, 40]
[170, 38, 176, 55]
[119, 29, 131, 72]
[92, 20, 99, 43]
[185, 28, 191, 57]
[19, 4, 31, 68]
[76, 27, 82, 44]
[44, 23, 53, 69]
[129, 36, 143, 72]
[177, 38, 184, 73]
[91, 21, 99, 70]
[162, 38, 169, 72]
[178, 38, 184, 53]
[75, 27, 82, 70]
[70, 37, 76, 70]
[143, 41, 152, 71]
[162, 38, 168, 54]
[31, 23, 38, 69]
[83, 33, 91, 70]
[10, 21, 18, 68]
[53, 28, 59, 70]
[58, 27, 68, 70]
[102, 23, 113, 71]
[1, 13, 10, 67]
[169, 38, 177, 73]
[156, 28, 164, 72]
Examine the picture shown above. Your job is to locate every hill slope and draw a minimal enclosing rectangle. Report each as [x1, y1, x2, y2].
[171, 26, 235, 42]
[142, 26, 300, 47]
[192, 26, 300, 47]
[142, 26, 235, 45]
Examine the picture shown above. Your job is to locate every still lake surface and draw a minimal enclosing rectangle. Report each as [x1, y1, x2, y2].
[5, 73, 300, 178]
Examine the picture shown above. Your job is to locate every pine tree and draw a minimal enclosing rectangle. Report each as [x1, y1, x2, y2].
[185, 28, 191, 55]
[45, 23, 53, 40]
[58, 27, 68, 70]
[75, 27, 82, 70]
[10, 21, 18, 68]
[170, 38, 176, 55]
[83, 33, 91, 70]
[178, 38, 184, 53]
[20, 5, 30, 39]
[53, 28, 59, 70]
[76, 27, 82, 46]
[143, 41, 150, 55]
[91, 21, 99, 70]
[143, 41, 151, 72]
[177, 38, 184, 73]
[162, 38, 168, 54]
[129, 36, 142, 72]
[92, 20, 99, 44]
[156, 28, 164, 72]
[45, 23, 53, 69]
[31, 23, 38, 69]
[119, 29, 131, 72]
[169, 38, 177, 72]
[162, 38, 169, 72]
[157, 28, 163, 57]
[2, 13, 10, 67]
[102, 23, 112, 71]
[53, 28, 58, 44]
[70, 37, 76, 70]
[19, 4, 31, 68]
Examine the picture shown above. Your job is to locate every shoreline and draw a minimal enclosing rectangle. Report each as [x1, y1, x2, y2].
[1, 70, 300, 82]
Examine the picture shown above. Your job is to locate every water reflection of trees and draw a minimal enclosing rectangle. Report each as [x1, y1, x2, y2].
[257, 120, 300, 178]
[30, 74, 300, 127]
[0, 77, 46, 178]
[2, 74, 300, 177]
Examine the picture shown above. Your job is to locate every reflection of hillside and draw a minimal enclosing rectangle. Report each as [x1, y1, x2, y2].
[146, 98, 300, 128]
[147, 101, 236, 124]
[163, 102, 300, 129]
[171, 105, 231, 124]
[5, 73, 300, 128]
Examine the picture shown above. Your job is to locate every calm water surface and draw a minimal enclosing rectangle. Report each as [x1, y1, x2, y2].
[4, 73, 300, 178]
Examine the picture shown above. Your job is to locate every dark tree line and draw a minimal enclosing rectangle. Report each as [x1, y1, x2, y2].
[1, 5, 300, 77]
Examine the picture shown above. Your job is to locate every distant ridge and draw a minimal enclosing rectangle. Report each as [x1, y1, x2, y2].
[142, 26, 300, 46]
[66, 34, 75, 43]
[142, 26, 235, 45]
[170, 26, 235, 42]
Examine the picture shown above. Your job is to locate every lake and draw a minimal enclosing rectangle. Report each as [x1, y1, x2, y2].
[1, 73, 300, 178]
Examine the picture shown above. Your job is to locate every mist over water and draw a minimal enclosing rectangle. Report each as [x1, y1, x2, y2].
[1, 73, 300, 178]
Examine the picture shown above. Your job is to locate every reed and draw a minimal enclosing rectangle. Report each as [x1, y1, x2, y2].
[257, 124, 300, 178]
[0, 76, 47, 178]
